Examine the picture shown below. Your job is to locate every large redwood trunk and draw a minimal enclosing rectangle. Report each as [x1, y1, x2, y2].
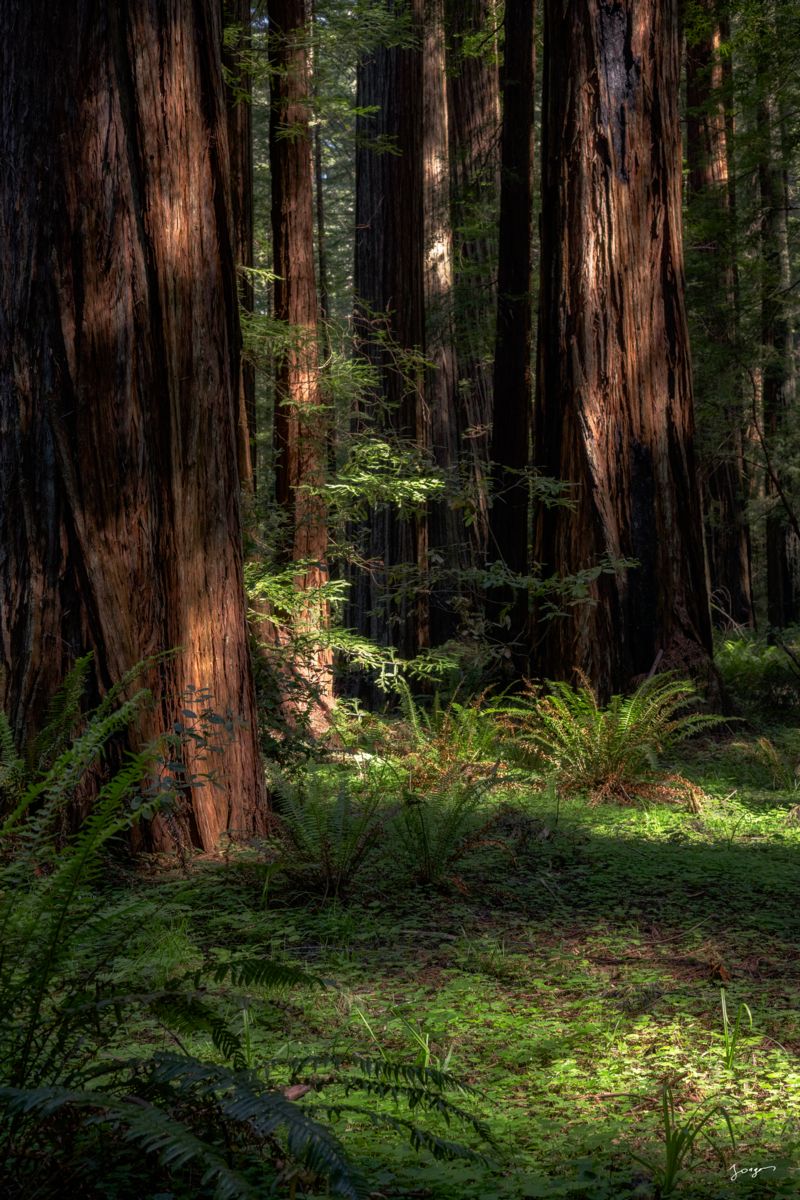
[269, 0, 333, 712]
[686, 0, 753, 628]
[0, 1, 267, 851]
[489, 0, 535, 664]
[533, 0, 712, 695]
[352, 0, 426, 659]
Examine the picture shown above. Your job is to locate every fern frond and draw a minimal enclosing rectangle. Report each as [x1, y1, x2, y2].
[145, 1054, 367, 1199]
[28, 654, 94, 771]
[0, 1085, 258, 1200]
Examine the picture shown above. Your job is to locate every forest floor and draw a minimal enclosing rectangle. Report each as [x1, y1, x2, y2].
[115, 727, 800, 1199]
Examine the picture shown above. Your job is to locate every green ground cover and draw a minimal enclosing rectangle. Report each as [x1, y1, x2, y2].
[106, 730, 800, 1198]
[4, 663, 800, 1198]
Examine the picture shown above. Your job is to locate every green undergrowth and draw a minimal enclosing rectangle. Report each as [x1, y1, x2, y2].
[101, 726, 800, 1199]
[5, 662, 799, 1197]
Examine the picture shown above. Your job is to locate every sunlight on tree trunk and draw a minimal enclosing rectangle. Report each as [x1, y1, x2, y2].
[0, 0, 268, 851]
[533, 0, 713, 696]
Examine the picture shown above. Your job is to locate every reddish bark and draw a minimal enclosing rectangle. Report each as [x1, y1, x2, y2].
[269, 0, 333, 712]
[222, 0, 257, 495]
[446, 0, 501, 561]
[0, 1, 267, 850]
[533, 0, 712, 694]
[686, 1, 753, 627]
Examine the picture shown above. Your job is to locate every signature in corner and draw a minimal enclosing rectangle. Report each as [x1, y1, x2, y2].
[729, 1163, 777, 1182]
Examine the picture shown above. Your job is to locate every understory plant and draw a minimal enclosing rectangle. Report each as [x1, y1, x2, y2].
[391, 766, 503, 888]
[266, 763, 390, 898]
[631, 1085, 736, 1197]
[0, 665, 488, 1198]
[720, 989, 754, 1072]
[499, 672, 723, 803]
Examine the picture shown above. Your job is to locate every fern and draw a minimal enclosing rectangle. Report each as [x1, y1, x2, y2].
[268, 764, 388, 897]
[28, 653, 94, 772]
[0, 671, 491, 1198]
[0, 707, 25, 813]
[391, 766, 502, 886]
[499, 672, 725, 802]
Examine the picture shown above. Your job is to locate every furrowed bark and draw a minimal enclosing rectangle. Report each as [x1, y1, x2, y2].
[533, 0, 713, 695]
[0, 0, 268, 850]
[269, 0, 333, 717]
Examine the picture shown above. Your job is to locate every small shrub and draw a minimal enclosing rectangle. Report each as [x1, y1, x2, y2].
[499, 672, 724, 803]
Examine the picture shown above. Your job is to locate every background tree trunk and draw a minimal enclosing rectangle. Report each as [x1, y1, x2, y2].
[0, 0, 267, 850]
[352, 0, 426, 659]
[758, 56, 800, 629]
[423, 0, 462, 643]
[445, 0, 501, 563]
[533, 0, 712, 695]
[686, 0, 754, 628]
[489, 0, 535, 666]
[222, 0, 257, 496]
[269, 0, 333, 715]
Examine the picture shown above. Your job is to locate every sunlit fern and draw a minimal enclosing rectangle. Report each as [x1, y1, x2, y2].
[498, 671, 725, 803]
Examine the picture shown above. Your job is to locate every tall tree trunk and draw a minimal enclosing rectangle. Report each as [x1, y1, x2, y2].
[269, 0, 333, 715]
[222, 0, 257, 496]
[445, 0, 501, 562]
[0, 0, 267, 850]
[489, 0, 535, 665]
[757, 29, 799, 631]
[424, 0, 462, 643]
[533, 0, 712, 695]
[686, 0, 754, 627]
[352, 1, 426, 659]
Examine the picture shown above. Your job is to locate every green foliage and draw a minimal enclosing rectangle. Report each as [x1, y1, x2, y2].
[720, 989, 754, 1072]
[0, 671, 489, 1197]
[630, 1085, 736, 1198]
[326, 436, 446, 520]
[716, 630, 800, 719]
[266, 763, 390, 898]
[385, 683, 503, 886]
[499, 673, 724, 802]
[390, 774, 500, 888]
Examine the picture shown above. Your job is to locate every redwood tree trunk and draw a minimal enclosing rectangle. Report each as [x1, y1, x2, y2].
[489, 0, 535, 663]
[445, 0, 501, 563]
[686, 0, 753, 628]
[533, 0, 712, 694]
[269, 0, 333, 711]
[222, 0, 257, 496]
[0, 0, 267, 850]
[424, 0, 462, 643]
[352, 1, 426, 659]
[758, 59, 799, 630]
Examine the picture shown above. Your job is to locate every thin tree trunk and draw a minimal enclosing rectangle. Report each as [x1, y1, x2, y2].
[269, 0, 333, 717]
[424, 0, 462, 643]
[0, 0, 267, 850]
[222, 0, 257, 496]
[758, 72, 799, 629]
[533, 0, 712, 695]
[352, 0, 426, 660]
[445, 0, 501, 562]
[489, 0, 535, 666]
[686, 0, 753, 627]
